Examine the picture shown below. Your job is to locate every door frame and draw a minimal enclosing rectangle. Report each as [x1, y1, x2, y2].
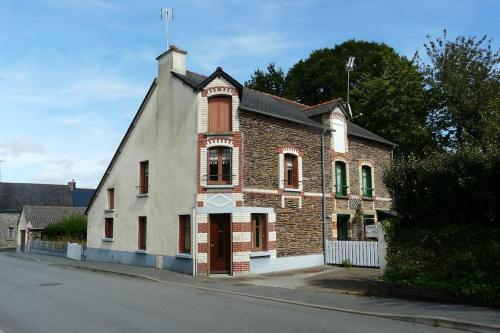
[208, 213, 232, 275]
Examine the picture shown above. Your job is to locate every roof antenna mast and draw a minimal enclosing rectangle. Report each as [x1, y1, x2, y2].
[161, 8, 174, 49]
[345, 56, 355, 105]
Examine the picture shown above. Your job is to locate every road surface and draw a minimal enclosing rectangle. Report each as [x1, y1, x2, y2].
[0, 254, 462, 333]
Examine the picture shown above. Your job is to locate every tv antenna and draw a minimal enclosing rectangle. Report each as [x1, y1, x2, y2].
[0, 160, 5, 182]
[345, 56, 355, 105]
[161, 8, 174, 49]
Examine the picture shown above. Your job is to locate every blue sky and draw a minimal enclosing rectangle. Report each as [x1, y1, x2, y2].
[0, 0, 498, 188]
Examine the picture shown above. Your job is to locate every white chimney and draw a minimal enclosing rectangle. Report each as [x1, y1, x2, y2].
[157, 45, 187, 76]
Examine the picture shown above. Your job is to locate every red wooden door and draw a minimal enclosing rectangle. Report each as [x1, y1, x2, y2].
[208, 97, 232, 133]
[209, 214, 231, 273]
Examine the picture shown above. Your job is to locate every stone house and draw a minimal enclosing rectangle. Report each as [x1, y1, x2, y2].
[0, 181, 94, 250]
[86, 46, 395, 276]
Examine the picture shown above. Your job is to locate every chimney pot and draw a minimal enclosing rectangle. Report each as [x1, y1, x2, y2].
[68, 179, 76, 191]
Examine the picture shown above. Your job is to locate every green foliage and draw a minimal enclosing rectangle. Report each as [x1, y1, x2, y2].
[384, 148, 500, 299]
[41, 214, 87, 243]
[244, 63, 286, 97]
[284, 40, 396, 107]
[352, 53, 433, 155]
[420, 30, 500, 151]
[384, 147, 499, 227]
[384, 222, 500, 299]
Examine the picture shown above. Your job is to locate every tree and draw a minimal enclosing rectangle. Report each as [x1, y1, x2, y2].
[283, 40, 396, 108]
[244, 63, 285, 97]
[421, 31, 500, 151]
[352, 53, 433, 155]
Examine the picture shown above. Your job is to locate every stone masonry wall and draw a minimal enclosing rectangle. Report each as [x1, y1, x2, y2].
[240, 110, 333, 257]
[0, 212, 19, 248]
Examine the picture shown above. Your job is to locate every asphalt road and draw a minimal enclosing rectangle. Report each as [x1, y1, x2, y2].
[0, 254, 462, 333]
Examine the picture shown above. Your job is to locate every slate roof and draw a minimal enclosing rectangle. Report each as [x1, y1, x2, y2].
[0, 182, 95, 212]
[172, 70, 395, 145]
[22, 205, 86, 229]
[72, 188, 95, 207]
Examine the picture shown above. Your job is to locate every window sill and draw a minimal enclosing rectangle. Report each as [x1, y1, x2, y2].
[104, 209, 114, 213]
[283, 188, 301, 192]
[102, 238, 114, 242]
[335, 194, 349, 199]
[176, 253, 192, 259]
[137, 193, 149, 198]
[362, 196, 374, 201]
[135, 250, 147, 254]
[205, 184, 234, 189]
[250, 251, 271, 258]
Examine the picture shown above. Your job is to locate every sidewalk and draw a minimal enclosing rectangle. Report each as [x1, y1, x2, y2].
[6, 252, 500, 333]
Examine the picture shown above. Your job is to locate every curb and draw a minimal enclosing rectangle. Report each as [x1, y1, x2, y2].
[6, 254, 500, 333]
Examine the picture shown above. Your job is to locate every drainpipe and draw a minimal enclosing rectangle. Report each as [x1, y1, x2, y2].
[320, 129, 328, 266]
[192, 207, 197, 277]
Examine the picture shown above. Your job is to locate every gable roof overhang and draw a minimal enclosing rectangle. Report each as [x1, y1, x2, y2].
[85, 79, 158, 214]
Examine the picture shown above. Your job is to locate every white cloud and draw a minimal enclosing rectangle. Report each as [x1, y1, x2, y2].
[0, 139, 46, 157]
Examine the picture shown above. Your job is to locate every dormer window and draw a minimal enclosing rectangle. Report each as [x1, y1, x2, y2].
[208, 96, 232, 133]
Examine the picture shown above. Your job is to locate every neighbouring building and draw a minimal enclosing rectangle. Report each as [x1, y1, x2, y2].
[17, 205, 86, 252]
[0, 181, 94, 250]
[86, 46, 395, 276]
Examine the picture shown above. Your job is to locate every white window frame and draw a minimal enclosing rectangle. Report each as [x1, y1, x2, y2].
[278, 148, 302, 192]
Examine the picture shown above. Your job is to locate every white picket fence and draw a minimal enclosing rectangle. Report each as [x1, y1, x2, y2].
[326, 240, 380, 267]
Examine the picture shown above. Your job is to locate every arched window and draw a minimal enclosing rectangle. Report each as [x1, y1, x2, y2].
[284, 153, 298, 189]
[361, 165, 373, 198]
[208, 96, 232, 133]
[335, 161, 348, 196]
[208, 147, 232, 184]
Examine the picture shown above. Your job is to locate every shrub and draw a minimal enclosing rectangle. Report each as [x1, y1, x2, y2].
[383, 147, 500, 300]
[42, 214, 87, 243]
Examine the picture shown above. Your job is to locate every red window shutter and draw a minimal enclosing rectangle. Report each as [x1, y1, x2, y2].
[179, 216, 185, 253]
[293, 157, 299, 188]
[208, 97, 232, 133]
[138, 217, 147, 250]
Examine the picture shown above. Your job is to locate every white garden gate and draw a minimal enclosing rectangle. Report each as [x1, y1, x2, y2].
[326, 240, 380, 267]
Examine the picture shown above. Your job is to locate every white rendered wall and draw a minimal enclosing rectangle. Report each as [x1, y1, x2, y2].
[87, 50, 199, 258]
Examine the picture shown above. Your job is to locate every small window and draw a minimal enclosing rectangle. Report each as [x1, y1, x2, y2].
[8, 227, 14, 240]
[361, 165, 373, 198]
[107, 188, 115, 210]
[284, 154, 298, 189]
[139, 161, 149, 194]
[178, 215, 191, 254]
[208, 96, 232, 133]
[104, 218, 113, 239]
[138, 217, 147, 250]
[251, 214, 267, 251]
[335, 161, 348, 196]
[208, 147, 232, 185]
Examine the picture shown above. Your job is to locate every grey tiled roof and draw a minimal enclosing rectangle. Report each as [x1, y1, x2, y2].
[0, 183, 74, 212]
[347, 122, 395, 146]
[23, 205, 86, 229]
[172, 70, 395, 145]
[0, 182, 95, 212]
